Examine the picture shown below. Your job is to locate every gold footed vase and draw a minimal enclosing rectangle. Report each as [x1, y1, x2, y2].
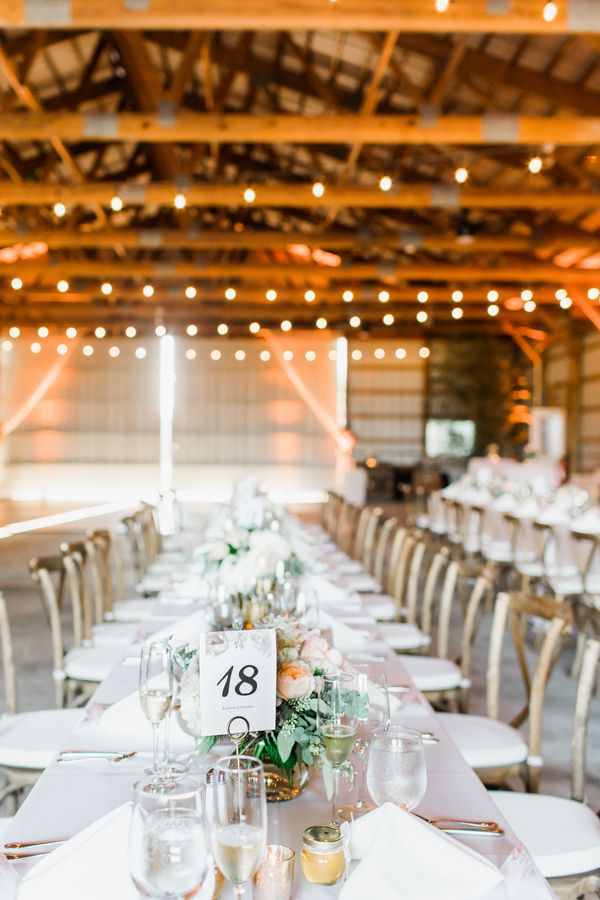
[263, 761, 310, 802]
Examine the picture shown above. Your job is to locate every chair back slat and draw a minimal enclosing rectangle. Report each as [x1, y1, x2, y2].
[571, 639, 600, 803]
[29, 557, 67, 707]
[404, 539, 427, 625]
[0, 593, 17, 715]
[372, 517, 397, 586]
[421, 548, 449, 635]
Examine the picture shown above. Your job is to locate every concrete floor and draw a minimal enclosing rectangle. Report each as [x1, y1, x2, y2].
[0, 501, 598, 819]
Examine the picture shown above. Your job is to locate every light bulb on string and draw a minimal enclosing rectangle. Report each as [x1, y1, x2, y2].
[1, 340, 12, 352]
[435, 0, 449, 10]
[395, 347, 407, 359]
[521, 288, 533, 301]
[101, 282, 112, 296]
[588, 288, 600, 301]
[95, 326, 106, 339]
[555, 288, 568, 300]
[416, 310, 428, 323]
[379, 175, 392, 192]
[543, 1, 558, 22]
[378, 290, 390, 303]
[452, 307, 463, 319]
[217, 323, 228, 335]
[142, 284, 154, 298]
[249, 322, 261, 334]
[38, 326, 49, 338]
[419, 347, 431, 359]
[316, 317, 328, 329]
[383, 313, 394, 325]
[374, 347, 385, 359]
[417, 290, 428, 303]
[155, 325, 166, 337]
[57, 343, 68, 355]
[351, 349, 362, 361]
[30, 342, 41, 354]
[528, 156, 543, 174]
[305, 350, 316, 362]
[8, 326, 20, 338]
[186, 349, 197, 360]
[125, 325, 137, 338]
[260, 350, 270, 362]
[343, 290, 354, 303]
[83, 344, 94, 357]
[283, 350, 294, 361]
[349, 315, 361, 328]
[280, 320, 292, 332]
[109, 346, 120, 358]
[235, 350, 246, 361]
[305, 290, 316, 303]
[185, 286, 197, 300]
[11, 277, 22, 291]
[487, 289, 499, 303]
[560, 297, 573, 309]
[186, 324, 198, 336]
[524, 299, 537, 312]
[173, 192, 187, 210]
[244, 187, 256, 204]
[311, 181, 325, 198]
[110, 196, 123, 212]
[488, 304, 500, 317]
[210, 349, 221, 361]
[454, 166, 469, 184]
[57, 279, 69, 293]
[135, 347, 147, 360]
[53, 201, 66, 218]
[225, 288, 236, 300]
[452, 289, 463, 303]
[66, 327, 77, 339]
[266, 289, 277, 302]
[328, 349, 337, 361]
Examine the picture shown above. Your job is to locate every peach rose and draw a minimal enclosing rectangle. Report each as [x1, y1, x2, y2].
[277, 660, 314, 700]
[300, 634, 330, 662]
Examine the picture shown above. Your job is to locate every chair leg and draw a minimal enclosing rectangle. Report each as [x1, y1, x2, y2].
[570, 632, 587, 680]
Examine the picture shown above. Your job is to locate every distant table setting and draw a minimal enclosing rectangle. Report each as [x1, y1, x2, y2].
[1, 477, 555, 899]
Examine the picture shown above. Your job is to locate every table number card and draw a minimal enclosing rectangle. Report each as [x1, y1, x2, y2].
[198, 629, 277, 736]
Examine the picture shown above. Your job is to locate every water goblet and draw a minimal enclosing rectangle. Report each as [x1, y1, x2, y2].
[366, 725, 427, 812]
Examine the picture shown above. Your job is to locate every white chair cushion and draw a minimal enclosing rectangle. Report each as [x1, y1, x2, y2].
[400, 656, 461, 692]
[379, 623, 431, 651]
[64, 646, 127, 682]
[547, 575, 583, 597]
[492, 791, 600, 879]
[91, 622, 141, 648]
[516, 562, 544, 578]
[0, 709, 82, 769]
[112, 599, 158, 622]
[341, 574, 381, 594]
[335, 560, 365, 576]
[362, 597, 397, 621]
[438, 713, 527, 769]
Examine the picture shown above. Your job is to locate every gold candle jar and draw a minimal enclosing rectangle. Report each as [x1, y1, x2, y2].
[300, 825, 346, 886]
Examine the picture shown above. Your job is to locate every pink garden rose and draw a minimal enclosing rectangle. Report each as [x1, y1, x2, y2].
[277, 660, 314, 700]
[300, 633, 344, 672]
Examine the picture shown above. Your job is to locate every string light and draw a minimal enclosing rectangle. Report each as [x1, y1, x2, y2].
[305, 290, 316, 303]
[349, 315, 361, 328]
[351, 349, 362, 361]
[1, 340, 12, 352]
[280, 320, 292, 332]
[488, 304, 500, 317]
[101, 282, 112, 296]
[244, 187, 256, 204]
[435, 0, 449, 10]
[249, 322, 261, 334]
[454, 166, 469, 184]
[283, 350, 294, 361]
[266, 289, 277, 302]
[383, 313, 394, 325]
[185, 286, 197, 300]
[11, 277, 22, 290]
[66, 327, 77, 339]
[524, 299, 537, 312]
[378, 290, 390, 303]
[38, 326, 49, 338]
[217, 323, 228, 335]
[560, 297, 573, 309]
[419, 347, 431, 359]
[452, 307, 463, 319]
[417, 290, 428, 303]
[155, 325, 166, 337]
[83, 344, 94, 357]
[260, 350, 271, 362]
[452, 289, 463, 303]
[316, 317, 328, 329]
[395, 348, 407, 359]
[555, 288, 568, 300]
[379, 175, 392, 192]
[110, 196, 123, 212]
[95, 326, 106, 338]
[57, 343, 68, 355]
[53, 201, 66, 218]
[210, 349, 222, 361]
[173, 192, 187, 209]
[186, 348, 197, 360]
[521, 288, 533, 301]
[30, 341, 41, 354]
[57, 279, 69, 293]
[542, 1, 558, 22]
[305, 350, 316, 361]
[374, 347, 385, 359]
[311, 182, 325, 198]
[416, 310, 428, 323]
[125, 325, 137, 338]
[528, 156, 543, 174]
[588, 288, 600, 301]
[8, 326, 20, 338]
[343, 290, 354, 303]
[142, 284, 154, 298]
[135, 347, 147, 359]
[225, 288, 236, 301]
[109, 346, 120, 358]
[186, 324, 198, 336]
[487, 289, 499, 303]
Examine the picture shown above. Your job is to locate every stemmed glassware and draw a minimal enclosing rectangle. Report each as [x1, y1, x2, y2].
[139, 642, 173, 790]
[129, 776, 208, 900]
[211, 755, 267, 900]
[320, 673, 359, 826]
[366, 725, 427, 812]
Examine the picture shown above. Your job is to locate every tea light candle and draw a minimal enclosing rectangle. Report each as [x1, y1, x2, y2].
[252, 844, 295, 900]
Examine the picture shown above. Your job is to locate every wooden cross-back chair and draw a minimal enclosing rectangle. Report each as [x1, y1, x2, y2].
[334, 500, 358, 557]
[351, 507, 371, 562]
[0, 592, 82, 811]
[87, 528, 127, 615]
[371, 516, 397, 588]
[360, 507, 382, 573]
[439, 590, 572, 792]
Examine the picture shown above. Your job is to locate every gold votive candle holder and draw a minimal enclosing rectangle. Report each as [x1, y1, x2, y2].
[252, 844, 295, 900]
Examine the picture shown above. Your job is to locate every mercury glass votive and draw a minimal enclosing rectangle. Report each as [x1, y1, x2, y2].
[252, 844, 295, 900]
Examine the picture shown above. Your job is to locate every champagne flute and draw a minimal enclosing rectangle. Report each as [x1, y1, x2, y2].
[212, 755, 267, 900]
[366, 725, 427, 811]
[129, 776, 208, 900]
[139, 642, 173, 789]
[320, 673, 358, 826]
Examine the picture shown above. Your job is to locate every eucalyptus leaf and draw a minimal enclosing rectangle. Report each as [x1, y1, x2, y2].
[277, 729, 296, 763]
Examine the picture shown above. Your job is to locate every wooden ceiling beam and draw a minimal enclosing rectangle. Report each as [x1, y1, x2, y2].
[2, 259, 598, 285]
[2, 226, 596, 254]
[0, 1, 596, 34]
[0, 181, 598, 210]
[3, 111, 600, 145]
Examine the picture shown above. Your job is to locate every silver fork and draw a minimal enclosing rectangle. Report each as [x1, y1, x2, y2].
[57, 750, 137, 763]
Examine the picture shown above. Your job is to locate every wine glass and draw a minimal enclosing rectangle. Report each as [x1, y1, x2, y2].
[367, 725, 427, 811]
[139, 642, 173, 789]
[129, 776, 208, 900]
[211, 755, 267, 900]
[320, 673, 358, 826]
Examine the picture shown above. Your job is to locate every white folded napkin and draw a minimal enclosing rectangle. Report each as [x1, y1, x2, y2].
[339, 573, 381, 593]
[143, 609, 209, 647]
[318, 610, 370, 650]
[340, 803, 508, 900]
[96, 687, 192, 751]
[301, 574, 356, 609]
[17, 804, 215, 900]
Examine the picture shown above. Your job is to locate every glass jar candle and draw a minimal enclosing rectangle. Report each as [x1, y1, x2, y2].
[300, 825, 346, 886]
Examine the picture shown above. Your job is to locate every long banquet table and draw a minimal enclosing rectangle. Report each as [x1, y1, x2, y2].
[3, 523, 555, 899]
